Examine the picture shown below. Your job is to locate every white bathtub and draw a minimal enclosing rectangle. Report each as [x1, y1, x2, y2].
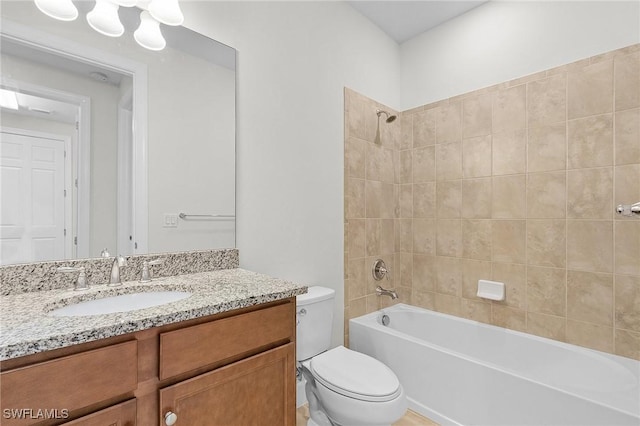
[349, 303, 640, 426]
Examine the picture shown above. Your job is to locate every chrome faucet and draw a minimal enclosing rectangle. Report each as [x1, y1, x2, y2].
[108, 255, 127, 286]
[376, 285, 398, 300]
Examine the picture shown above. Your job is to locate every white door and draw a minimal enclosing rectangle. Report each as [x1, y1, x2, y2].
[0, 130, 69, 265]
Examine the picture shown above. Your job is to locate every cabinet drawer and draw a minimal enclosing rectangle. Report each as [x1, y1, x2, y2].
[0, 341, 137, 425]
[64, 399, 136, 426]
[159, 301, 294, 380]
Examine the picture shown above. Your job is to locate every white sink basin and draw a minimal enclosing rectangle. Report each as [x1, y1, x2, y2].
[49, 291, 192, 317]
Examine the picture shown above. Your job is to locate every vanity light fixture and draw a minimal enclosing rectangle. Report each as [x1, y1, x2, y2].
[33, 0, 184, 51]
[34, 0, 78, 21]
[134, 11, 166, 51]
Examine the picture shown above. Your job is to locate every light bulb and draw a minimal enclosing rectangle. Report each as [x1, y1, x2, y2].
[34, 0, 78, 21]
[134, 11, 166, 51]
[87, 0, 125, 37]
[148, 0, 184, 26]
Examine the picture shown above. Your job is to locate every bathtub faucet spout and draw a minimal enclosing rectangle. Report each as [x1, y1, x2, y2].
[376, 285, 398, 300]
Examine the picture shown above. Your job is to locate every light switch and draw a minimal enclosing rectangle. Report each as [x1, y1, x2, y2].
[163, 214, 178, 228]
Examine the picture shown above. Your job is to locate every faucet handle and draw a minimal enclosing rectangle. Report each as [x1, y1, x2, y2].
[140, 259, 163, 283]
[57, 266, 89, 291]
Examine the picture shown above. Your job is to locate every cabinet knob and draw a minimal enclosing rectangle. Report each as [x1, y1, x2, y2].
[165, 411, 178, 425]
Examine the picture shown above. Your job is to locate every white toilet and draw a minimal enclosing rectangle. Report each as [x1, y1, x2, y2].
[297, 286, 407, 426]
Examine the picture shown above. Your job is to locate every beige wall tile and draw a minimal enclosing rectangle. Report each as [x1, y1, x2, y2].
[615, 221, 640, 275]
[346, 178, 365, 219]
[462, 135, 492, 178]
[436, 219, 462, 257]
[399, 219, 413, 253]
[461, 298, 492, 323]
[527, 219, 566, 268]
[526, 266, 566, 316]
[492, 220, 526, 264]
[436, 180, 462, 218]
[373, 146, 396, 183]
[492, 175, 526, 219]
[346, 137, 366, 178]
[365, 180, 382, 218]
[527, 73, 566, 127]
[348, 219, 365, 259]
[413, 218, 436, 255]
[462, 219, 492, 261]
[491, 305, 526, 332]
[492, 129, 526, 175]
[566, 319, 613, 352]
[528, 124, 566, 173]
[399, 184, 413, 218]
[413, 108, 436, 147]
[400, 150, 413, 183]
[568, 60, 613, 119]
[400, 112, 413, 151]
[413, 182, 436, 218]
[413, 254, 436, 293]
[615, 109, 640, 165]
[380, 219, 395, 255]
[567, 114, 613, 169]
[436, 102, 462, 144]
[347, 257, 367, 300]
[348, 296, 368, 320]
[567, 270, 613, 326]
[413, 146, 436, 182]
[527, 312, 566, 341]
[527, 172, 566, 218]
[365, 219, 380, 257]
[462, 259, 492, 299]
[493, 84, 526, 133]
[400, 252, 413, 288]
[493, 262, 526, 310]
[615, 165, 640, 217]
[382, 183, 398, 219]
[412, 290, 436, 310]
[463, 93, 493, 138]
[436, 256, 462, 296]
[567, 168, 613, 219]
[434, 293, 462, 316]
[615, 274, 640, 332]
[462, 178, 492, 219]
[615, 329, 640, 360]
[347, 96, 366, 140]
[436, 142, 463, 181]
[567, 220, 613, 273]
[615, 52, 640, 111]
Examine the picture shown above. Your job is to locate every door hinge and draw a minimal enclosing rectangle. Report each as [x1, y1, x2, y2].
[75, 178, 78, 188]
[64, 150, 67, 158]
[64, 189, 67, 197]
[75, 121, 79, 130]
[64, 229, 67, 236]
[74, 236, 77, 245]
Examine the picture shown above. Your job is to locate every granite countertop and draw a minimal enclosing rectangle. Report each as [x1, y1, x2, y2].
[0, 268, 307, 361]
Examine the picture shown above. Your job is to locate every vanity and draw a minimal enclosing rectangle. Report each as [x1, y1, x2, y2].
[0, 254, 306, 426]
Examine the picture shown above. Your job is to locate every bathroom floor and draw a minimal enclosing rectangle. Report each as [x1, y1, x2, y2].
[295, 405, 439, 425]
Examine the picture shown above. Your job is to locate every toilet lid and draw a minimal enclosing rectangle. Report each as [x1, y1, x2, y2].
[310, 346, 401, 402]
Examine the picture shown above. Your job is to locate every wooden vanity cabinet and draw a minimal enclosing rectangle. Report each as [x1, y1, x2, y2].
[0, 298, 297, 426]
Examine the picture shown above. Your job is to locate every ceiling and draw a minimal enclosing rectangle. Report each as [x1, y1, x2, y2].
[347, 1, 488, 43]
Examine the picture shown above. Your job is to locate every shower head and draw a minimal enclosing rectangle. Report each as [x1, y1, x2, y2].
[376, 109, 397, 123]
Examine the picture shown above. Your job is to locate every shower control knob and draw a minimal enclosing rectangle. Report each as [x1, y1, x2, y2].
[164, 411, 177, 425]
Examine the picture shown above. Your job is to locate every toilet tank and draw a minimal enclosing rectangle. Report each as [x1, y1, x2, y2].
[296, 286, 335, 361]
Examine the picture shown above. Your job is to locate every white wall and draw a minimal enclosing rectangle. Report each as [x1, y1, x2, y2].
[401, 1, 640, 109]
[182, 1, 401, 346]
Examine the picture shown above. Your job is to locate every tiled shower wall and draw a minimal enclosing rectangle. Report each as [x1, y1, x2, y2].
[344, 44, 640, 360]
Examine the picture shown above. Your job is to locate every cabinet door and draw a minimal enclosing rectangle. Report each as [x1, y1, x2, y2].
[64, 399, 136, 426]
[159, 343, 295, 426]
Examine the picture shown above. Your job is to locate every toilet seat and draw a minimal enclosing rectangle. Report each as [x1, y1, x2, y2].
[309, 346, 402, 402]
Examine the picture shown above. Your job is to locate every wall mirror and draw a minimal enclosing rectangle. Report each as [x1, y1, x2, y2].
[0, 2, 236, 266]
